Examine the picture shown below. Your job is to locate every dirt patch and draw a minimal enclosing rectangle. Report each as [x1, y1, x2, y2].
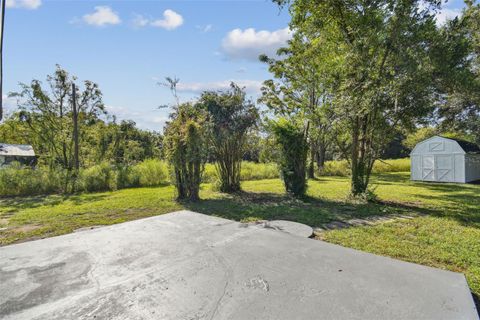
[11, 224, 42, 233]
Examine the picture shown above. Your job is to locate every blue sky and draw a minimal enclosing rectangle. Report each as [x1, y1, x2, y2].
[3, 0, 467, 131]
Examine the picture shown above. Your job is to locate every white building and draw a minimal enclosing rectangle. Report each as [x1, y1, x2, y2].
[410, 136, 480, 183]
[0, 143, 36, 168]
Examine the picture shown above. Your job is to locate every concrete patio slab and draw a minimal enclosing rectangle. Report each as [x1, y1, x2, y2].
[245, 219, 314, 238]
[0, 210, 477, 320]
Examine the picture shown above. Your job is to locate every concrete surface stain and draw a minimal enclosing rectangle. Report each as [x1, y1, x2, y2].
[0, 252, 92, 317]
[246, 276, 270, 292]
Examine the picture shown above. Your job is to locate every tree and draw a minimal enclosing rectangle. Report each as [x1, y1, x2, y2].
[198, 83, 258, 193]
[435, 1, 480, 145]
[10, 66, 105, 189]
[273, 0, 444, 196]
[163, 103, 209, 201]
[260, 33, 334, 180]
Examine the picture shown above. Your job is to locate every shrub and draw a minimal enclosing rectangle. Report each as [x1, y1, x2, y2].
[116, 166, 138, 189]
[320, 160, 350, 176]
[240, 162, 279, 181]
[131, 159, 169, 187]
[0, 163, 64, 197]
[373, 158, 410, 174]
[269, 118, 308, 197]
[79, 162, 118, 192]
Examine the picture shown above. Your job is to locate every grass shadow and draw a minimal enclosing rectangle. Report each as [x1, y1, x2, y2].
[0, 193, 108, 214]
[183, 190, 436, 228]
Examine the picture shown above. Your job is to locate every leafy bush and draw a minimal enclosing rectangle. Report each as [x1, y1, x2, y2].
[79, 162, 118, 192]
[240, 162, 278, 181]
[373, 158, 410, 174]
[320, 160, 351, 176]
[116, 166, 139, 189]
[0, 163, 64, 197]
[131, 159, 169, 187]
[269, 118, 308, 197]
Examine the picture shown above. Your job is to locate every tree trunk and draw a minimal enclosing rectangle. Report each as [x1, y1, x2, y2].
[0, 0, 5, 121]
[72, 83, 79, 172]
[308, 142, 315, 179]
[316, 143, 326, 173]
[350, 117, 365, 195]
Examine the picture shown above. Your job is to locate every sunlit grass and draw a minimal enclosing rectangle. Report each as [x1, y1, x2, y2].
[1, 172, 479, 300]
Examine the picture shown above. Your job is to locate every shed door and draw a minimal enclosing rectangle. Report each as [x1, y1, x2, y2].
[422, 156, 435, 181]
[435, 155, 453, 182]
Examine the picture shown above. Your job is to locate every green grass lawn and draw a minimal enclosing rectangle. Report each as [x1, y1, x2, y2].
[1, 172, 479, 302]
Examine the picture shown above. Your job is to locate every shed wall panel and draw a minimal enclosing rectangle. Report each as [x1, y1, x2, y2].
[454, 154, 465, 183]
[465, 155, 480, 182]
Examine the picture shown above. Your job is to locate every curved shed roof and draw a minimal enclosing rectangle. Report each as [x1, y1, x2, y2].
[410, 135, 480, 155]
[447, 137, 480, 154]
[0, 144, 36, 157]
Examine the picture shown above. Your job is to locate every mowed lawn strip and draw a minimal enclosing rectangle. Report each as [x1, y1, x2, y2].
[1, 172, 479, 299]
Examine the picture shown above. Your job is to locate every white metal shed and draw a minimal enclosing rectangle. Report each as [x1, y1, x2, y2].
[410, 136, 480, 183]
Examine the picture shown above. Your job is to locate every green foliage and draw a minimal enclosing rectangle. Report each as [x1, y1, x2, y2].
[89, 120, 163, 167]
[0, 163, 64, 196]
[79, 162, 118, 193]
[320, 158, 410, 177]
[435, 2, 480, 145]
[164, 103, 209, 201]
[271, 0, 458, 196]
[11, 65, 105, 170]
[403, 127, 437, 150]
[269, 118, 308, 196]
[198, 83, 259, 193]
[403, 127, 477, 151]
[320, 160, 351, 177]
[131, 159, 169, 187]
[240, 162, 279, 181]
[203, 162, 280, 184]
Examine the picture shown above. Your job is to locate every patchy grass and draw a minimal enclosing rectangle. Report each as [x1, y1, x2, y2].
[1, 172, 479, 301]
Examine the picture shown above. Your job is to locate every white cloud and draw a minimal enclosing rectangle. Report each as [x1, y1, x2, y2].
[83, 6, 121, 27]
[436, 8, 462, 26]
[150, 10, 184, 30]
[132, 10, 184, 30]
[221, 27, 292, 61]
[6, 0, 41, 9]
[177, 79, 262, 95]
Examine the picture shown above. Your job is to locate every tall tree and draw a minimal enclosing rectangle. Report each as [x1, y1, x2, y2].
[274, 0, 443, 195]
[436, 1, 480, 145]
[259, 32, 333, 179]
[198, 83, 258, 193]
[164, 103, 209, 201]
[11, 66, 105, 172]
